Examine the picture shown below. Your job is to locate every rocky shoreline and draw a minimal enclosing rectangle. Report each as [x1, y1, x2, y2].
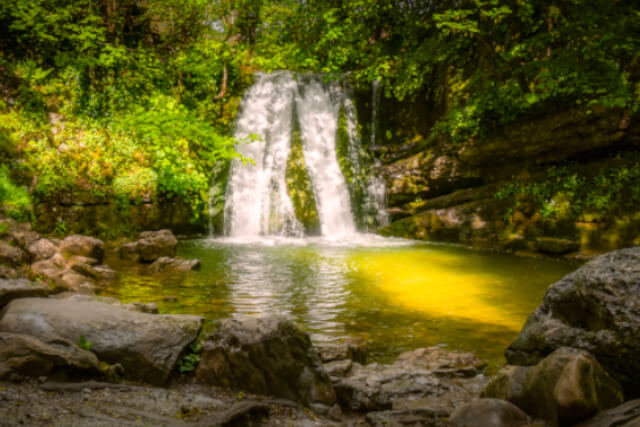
[1, 216, 639, 426]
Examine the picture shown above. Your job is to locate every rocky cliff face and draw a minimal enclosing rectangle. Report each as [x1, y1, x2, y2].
[374, 101, 640, 256]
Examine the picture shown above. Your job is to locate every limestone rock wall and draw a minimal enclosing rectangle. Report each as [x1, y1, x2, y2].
[33, 193, 206, 237]
[374, 101, 640, 255]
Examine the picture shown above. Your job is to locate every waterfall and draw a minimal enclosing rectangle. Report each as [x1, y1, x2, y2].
[223, 72, 387, 238]
[224, 72, 303, 237]
[365, 79, 389, 227]
[370, 79, 381, 148]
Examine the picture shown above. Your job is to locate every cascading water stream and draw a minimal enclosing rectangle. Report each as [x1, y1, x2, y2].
[224, 72, 303, 237]
[295, 77, 356, 237]
[223, 71, 386, 238]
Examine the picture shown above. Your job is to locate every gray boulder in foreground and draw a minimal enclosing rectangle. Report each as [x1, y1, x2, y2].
[0, 332, 100, 380]
[505, 247, 640, 393]
[196, 315, 336, 406]
[0, 297, 203, 385]
[484, 347, 623, 426]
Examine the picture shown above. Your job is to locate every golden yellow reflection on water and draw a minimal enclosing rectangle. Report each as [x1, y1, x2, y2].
[351, 251, 525, 331]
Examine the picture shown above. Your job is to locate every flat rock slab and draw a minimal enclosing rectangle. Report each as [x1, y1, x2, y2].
[0, 297, 203, 385]
[0, 278, 50, 309]
[334, 347, 488, 413]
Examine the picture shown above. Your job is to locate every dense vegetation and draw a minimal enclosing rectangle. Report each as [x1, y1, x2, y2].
[0, 0, 638, 227]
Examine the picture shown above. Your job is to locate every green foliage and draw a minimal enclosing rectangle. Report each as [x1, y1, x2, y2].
[496, 157, 640, 220]
[178, 341, 201, 374]
[77, 335, 93, 351]
[0, 166, 31, 221]
[53, 219, 68, 236]
[0, 0, 638, 234]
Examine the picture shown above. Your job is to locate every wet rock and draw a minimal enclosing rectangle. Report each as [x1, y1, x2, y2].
[396, 347, 486, 378]
[137, 230, 178, 262]
[323, 359, 353, 378]
[148, 256, 200, 273]
[334, 347, 488, 413]
[119, 230, 178, 263]
[449, 398, 530, 427]
[59, 235, 104, 263]
[534, 237, 579, 255]
[0, 278, 50, 309]
[576, 400, 640, 427]
[484, 348, 623, 426]
[0, 241, 28, 267]
[365, 408, 449, 426]
[505, 247, 640, 393]
[118, 242, 139, 261]
[0, 333, 100, 381]
[0, 297, 203, 385]
[27, 238, 59, 262]
[315, 337, 368, 364]
[196, 315, 336, 406]
[71, 262, 117, 281]
[59, 270, 95, 294]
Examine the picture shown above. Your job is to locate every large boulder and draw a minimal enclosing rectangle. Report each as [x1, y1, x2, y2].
[0, 278, 50, 309]
[59, 235, 104, 263]
[0, 297, 203, 385]
[119, 230, 178, 263]
[576, 400, 640, 427]
[0, 332, 100, 381]
[505, 247, 640, 393]
[449, 398, 530, 427]
[333, 347, 487, 413]
[483, 348, 623, 426]
[195, 316, 336, 406]
[0, 241, 28, 267]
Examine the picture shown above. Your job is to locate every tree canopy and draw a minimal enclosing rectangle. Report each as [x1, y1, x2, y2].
[0, 0, 638, 222]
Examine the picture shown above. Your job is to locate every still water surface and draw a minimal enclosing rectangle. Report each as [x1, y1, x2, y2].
[101, 235, 576, 369]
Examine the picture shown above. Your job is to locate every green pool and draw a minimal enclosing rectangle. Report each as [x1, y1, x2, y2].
[100, 235, 577, 369]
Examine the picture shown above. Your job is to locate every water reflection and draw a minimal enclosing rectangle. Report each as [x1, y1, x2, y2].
[100, 237, 577, 368]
